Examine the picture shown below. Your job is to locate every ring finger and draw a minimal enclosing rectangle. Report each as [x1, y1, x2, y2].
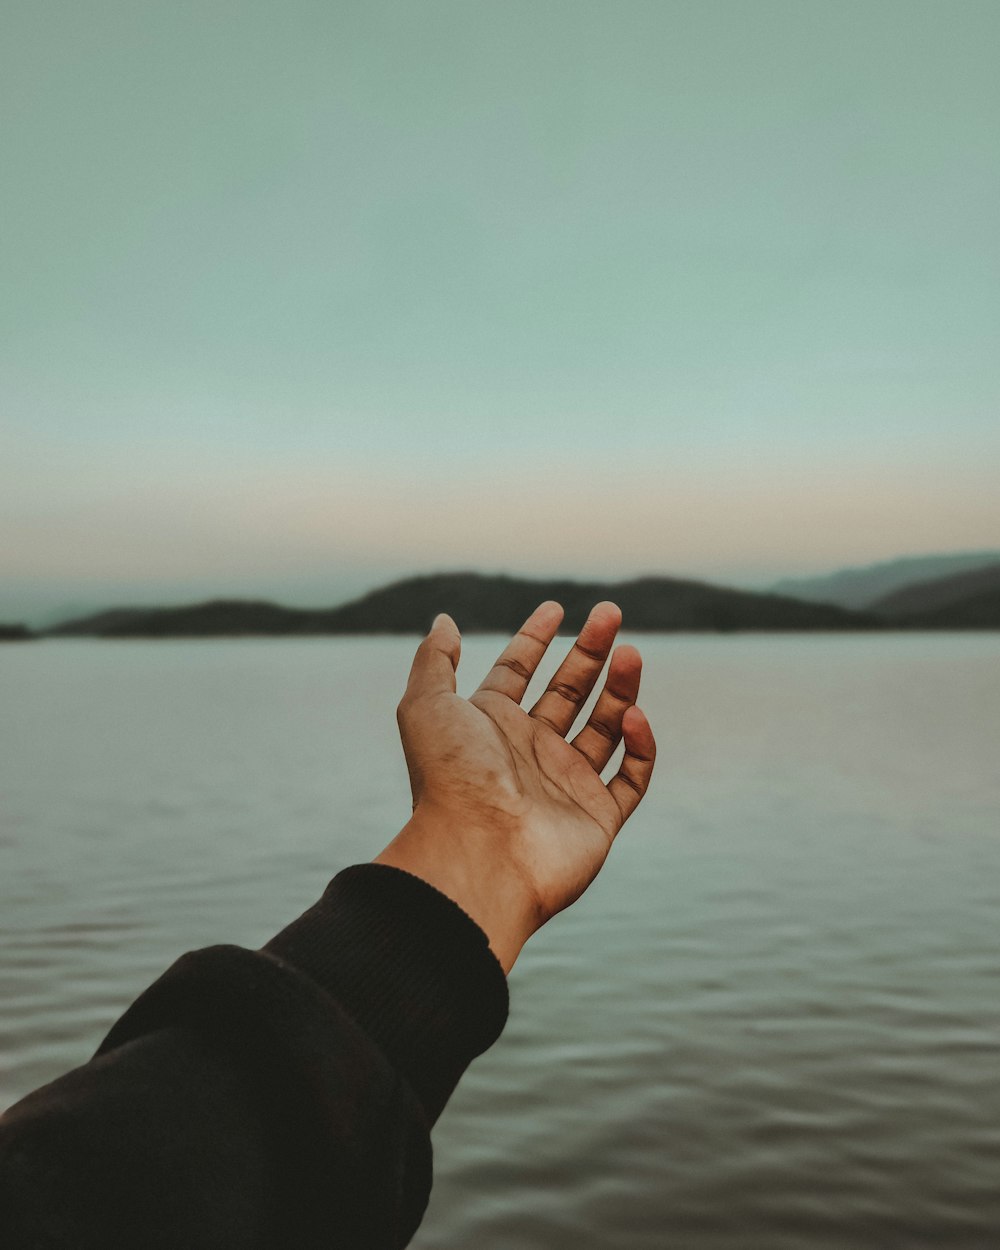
[570, 644, 642, 771]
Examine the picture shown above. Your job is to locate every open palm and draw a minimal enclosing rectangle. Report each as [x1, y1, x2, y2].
[378, 602, 655, 971]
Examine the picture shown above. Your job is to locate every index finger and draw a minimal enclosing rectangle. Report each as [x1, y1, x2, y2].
[474, 601, 565, 704]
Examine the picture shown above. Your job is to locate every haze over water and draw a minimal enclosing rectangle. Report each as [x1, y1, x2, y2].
[3, 635, 999, 1247]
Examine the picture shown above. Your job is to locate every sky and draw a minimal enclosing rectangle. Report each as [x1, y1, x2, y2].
[2, 0, 998, 621]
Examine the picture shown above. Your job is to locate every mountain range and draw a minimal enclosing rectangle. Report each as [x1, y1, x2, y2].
[2, 555, 990, 638]
[868, 561, 1000, 623]
[38, 573, 874, 638]
[770, 550, 1000, 610]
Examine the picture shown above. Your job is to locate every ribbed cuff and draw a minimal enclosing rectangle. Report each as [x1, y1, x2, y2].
[264, 863, 509, 1124]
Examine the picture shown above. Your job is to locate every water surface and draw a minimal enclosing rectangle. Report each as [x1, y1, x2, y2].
[2, 636, 998, 1247]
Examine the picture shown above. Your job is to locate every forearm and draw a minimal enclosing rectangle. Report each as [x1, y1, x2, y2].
[0, 865, 508, 1250]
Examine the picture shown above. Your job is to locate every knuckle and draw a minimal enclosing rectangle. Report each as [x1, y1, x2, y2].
[588, 716, 618, 743]
[496, 656, 532, 682]
[549, 680, 584, 704]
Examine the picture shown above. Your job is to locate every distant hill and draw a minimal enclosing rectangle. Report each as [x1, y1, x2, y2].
[47, 572, 879, 637]
[319, 573, 880, 633]
[907, 587, 1000, 629]
[47, 607, 173, 636]
[872, 562, 1000, 618]
[772, 551, 1000, 610]
[870, 565, 1000, 630]
[0, 623, 36, 642]
[47, 600, 344, 638]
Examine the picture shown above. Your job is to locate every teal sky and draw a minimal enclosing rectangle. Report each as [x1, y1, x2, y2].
[2, 1, 998, 617]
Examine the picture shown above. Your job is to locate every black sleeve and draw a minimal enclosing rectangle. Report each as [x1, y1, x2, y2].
[0, 864, 509, 1250]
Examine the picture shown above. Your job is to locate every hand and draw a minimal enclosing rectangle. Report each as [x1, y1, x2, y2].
[375, 601, 656, 972]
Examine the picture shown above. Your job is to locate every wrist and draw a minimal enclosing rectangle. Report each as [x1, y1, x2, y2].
[374, 805, 541, 973]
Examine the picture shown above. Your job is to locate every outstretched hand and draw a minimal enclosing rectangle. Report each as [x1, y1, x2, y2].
[375, 601, 656, 972]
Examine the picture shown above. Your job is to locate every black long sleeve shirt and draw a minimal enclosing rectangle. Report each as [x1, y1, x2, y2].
[0, 864, 509, 1249]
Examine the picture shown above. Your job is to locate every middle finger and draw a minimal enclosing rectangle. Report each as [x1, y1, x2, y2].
[528, 601, 622, 737]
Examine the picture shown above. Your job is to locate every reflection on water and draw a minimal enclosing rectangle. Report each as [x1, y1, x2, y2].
[2, 636, 999, 1247]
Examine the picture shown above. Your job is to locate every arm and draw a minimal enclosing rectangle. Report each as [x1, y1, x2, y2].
[0, 602, 654, 1249]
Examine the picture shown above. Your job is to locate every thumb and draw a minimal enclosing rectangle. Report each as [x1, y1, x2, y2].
[403, 613, 461, 702]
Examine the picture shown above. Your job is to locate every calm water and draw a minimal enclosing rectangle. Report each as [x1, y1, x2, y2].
[2, 635, 999, 1248]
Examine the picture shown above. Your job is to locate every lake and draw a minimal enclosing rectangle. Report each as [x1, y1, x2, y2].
[2, 635, 999, 1247]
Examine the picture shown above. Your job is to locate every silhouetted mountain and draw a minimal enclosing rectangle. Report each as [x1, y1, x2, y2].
[0, 623, 36, 641]
[328, 574, 879, 633]
[875, 582, 1000, 630]
[885, 586, 1000, 629]
[48, 573, 879, 637]
[48, 600, 343, 638]
[871, 562, 1000, 617]
[772, 551, 1000, 610]
[47, 608, 169, 636]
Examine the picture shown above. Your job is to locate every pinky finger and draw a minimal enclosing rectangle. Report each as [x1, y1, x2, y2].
[607, 705, 656, 829]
